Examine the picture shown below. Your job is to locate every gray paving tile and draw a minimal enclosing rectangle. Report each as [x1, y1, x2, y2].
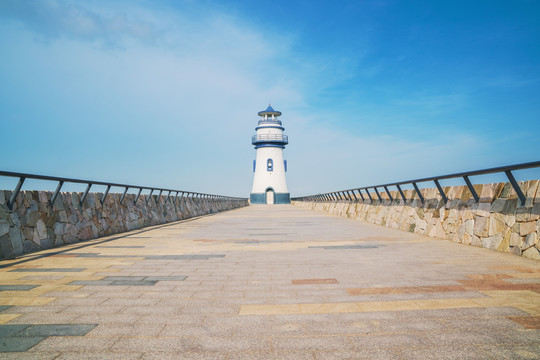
[0, 351, 60, 360]
[145, 276, 187, 281]
[67, 280, 114, 286]
[28, 336, 121, 352]
[0, 324, 30, 337]
[102, 276, 147, 281]
[110, 280, 158, 286]
[0, 337, 45, 352]
[0, 285, 39, 291]
[9, 268, 86, 272]
[16, 324, 97, 337]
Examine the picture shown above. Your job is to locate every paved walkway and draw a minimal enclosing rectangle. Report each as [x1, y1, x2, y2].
[0, 205, 539, 359]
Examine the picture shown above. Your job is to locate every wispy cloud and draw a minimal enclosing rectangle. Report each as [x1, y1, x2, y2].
[0, 0, 162, 47]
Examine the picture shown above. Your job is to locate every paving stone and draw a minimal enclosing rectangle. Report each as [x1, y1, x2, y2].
[141, 351, 228, 360]
[102, 276, 147, 281]
[0, 324, 30, 337]
[95, 246, 145, 248]
[67, 280, 114, 286]
[308, 244, 380, 249]
[110, 280, 158, 286]
[29, 336, 120, 352]
[0, 336, 46, 352]
[314, 349, 399, 360]
[54, 351, 143, 360]
[0, 352, 60, 360]
[145, 276, 187, 281]
[111, 336, 194, 352]
[399, 345, 493, 360]
[9, 268, 86, 272]
[0, 285, 39, 291]
[15, 324, 97, 337]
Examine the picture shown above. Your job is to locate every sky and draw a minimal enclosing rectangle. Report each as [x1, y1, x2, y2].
[1, 0, 539, 197]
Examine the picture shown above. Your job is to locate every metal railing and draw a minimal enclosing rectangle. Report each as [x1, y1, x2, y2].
[257, 119, 282, 126]
[292, 161, 540, 206]
[251, 134, 289, 145]
[0, 170, 247, 210]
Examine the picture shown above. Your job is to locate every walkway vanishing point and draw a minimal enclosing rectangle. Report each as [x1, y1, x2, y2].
[0, 205, 539, 359]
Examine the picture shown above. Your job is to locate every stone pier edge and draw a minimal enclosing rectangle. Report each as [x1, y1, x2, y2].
[292, 180, 540, 260]
[0, 190, 248, 259]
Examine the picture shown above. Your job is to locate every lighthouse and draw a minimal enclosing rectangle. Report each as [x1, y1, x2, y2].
[250, 105, 290, 204]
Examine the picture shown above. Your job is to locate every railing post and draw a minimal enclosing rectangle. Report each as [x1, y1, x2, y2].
[463, 176, 479, 203]
[146, 189, 154, 205]
[357, 189, 365, 201]
[396, 184, 407, 202]
[434, 179, 448, 204]
[80, 183, 92, 206]
[100, 185, 111, 205]
[505, 170, 526, 206]
[374, 187, 382, 201]
[7, 176, 26, 210]
[120, 186, 129, 204]
[50, 180, 64, 207]
[384, 186, 393, 202]
[412, 182, 424, 204]
[135, 188, 143, 204]
[365, 188, 373, 202]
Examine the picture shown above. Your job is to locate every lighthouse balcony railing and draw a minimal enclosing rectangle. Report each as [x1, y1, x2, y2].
[257, 119, 282, 126]
[252, 134, 288, 145]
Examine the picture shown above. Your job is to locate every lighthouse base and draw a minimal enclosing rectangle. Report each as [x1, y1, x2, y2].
[250, 192, 290, 205]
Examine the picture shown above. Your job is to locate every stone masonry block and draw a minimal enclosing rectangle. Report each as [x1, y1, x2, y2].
[490, 198, 506, 213]
[522, 246, 540, 260]
[522, 232, 538, 250]
[509, 232, 523, 247]
[482, 233, 503, 250]
[488, 213, 505, 236]
[473, 216, 489, 237]
[476, 203, 491, 217]
[520, 221, 536, 236]
[9, 227, 24, 256]
[0, 219, 9, 237]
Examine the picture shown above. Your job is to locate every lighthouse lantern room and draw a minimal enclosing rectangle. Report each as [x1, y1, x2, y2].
[250, 105, 290, 204]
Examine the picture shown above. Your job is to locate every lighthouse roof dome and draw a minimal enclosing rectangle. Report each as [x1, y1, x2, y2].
[258, 105, 282, 117]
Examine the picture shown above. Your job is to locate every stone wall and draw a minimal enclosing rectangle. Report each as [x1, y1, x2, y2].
[0, 190, 248, 259]
[292, 181, 540, 260]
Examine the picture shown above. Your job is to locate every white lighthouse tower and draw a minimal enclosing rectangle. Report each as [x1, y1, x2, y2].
[250, 105, 290, 204]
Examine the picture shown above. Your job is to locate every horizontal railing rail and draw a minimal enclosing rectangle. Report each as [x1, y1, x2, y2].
[0, 170, 247, 210]
[257, 119, 282, 126]
[252, 134, 289, 144]
[291, 161, 540, 206]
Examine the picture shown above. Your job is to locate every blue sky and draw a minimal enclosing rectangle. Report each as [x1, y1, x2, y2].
[1, 0, 539, 197]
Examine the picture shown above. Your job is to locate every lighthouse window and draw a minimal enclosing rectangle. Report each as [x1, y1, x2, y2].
[267, 159, 273, 171]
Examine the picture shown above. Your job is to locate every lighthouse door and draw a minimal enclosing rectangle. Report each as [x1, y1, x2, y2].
[266, 189, 275, 204]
